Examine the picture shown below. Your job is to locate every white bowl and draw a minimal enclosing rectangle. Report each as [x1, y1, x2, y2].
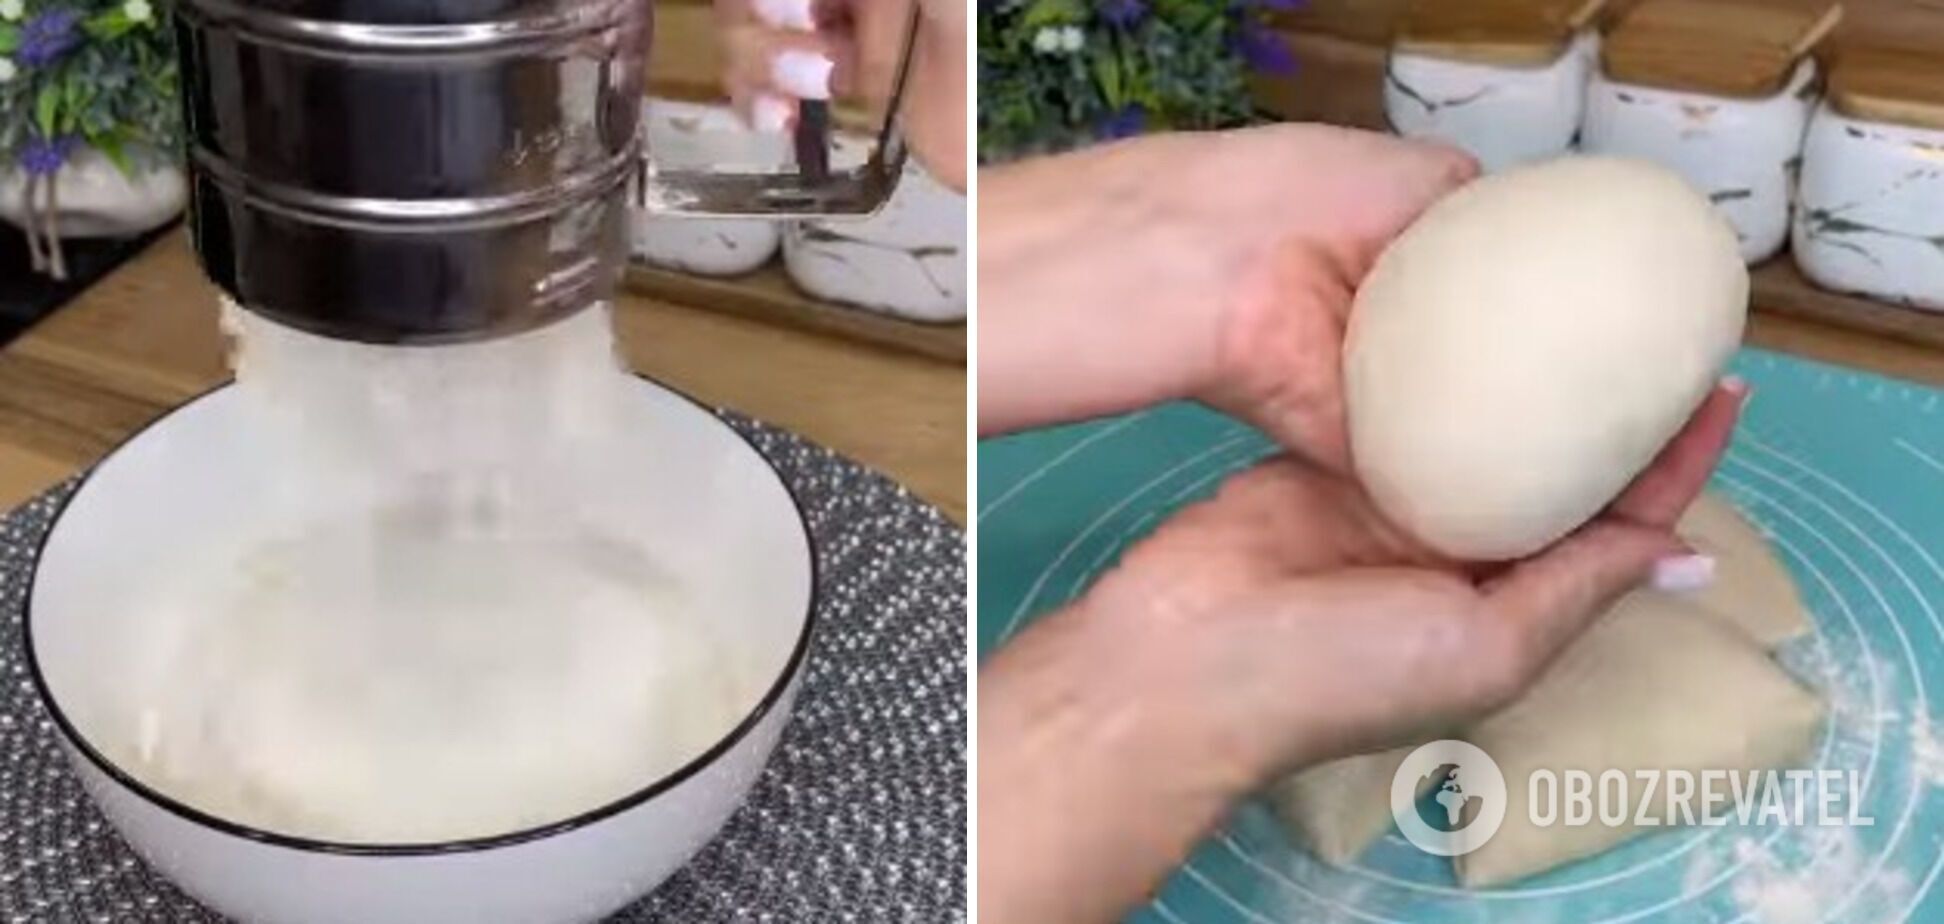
[631, 99, 789, 275]
[25, 378, 815, 924]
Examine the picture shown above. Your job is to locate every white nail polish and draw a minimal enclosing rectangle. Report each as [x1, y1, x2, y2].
[772, 49, 833, 100]
[1720, 374, 1749, 396]
[752, 0, 816, 31]
[750, 94, 793, 133]
[1651, 554, 1716, 593]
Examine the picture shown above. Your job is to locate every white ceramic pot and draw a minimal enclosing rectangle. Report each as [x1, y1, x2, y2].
[783, 136, 966, 323]
[1582, 59, 1819, 263]
[27, 377, 815, 924]
[1792, 103, 1944, 311]
[631, 99, 789, 275]
[0, 147, 186, 238]
[1383, 32, 1599, 174]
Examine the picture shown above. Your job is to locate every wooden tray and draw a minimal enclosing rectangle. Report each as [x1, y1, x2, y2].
[1751, 257, 1944, 352]
[624, 262, 966, 364]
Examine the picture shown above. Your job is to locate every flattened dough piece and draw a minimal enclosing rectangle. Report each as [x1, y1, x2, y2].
[1264, 746, 1415, 865]
[1455, 594, 1825, 888]
[1675, 492, 1812, 648]
[1264, 493, 1810, 869]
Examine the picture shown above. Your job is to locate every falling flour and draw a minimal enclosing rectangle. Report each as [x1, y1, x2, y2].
[105, 303, 753, 843]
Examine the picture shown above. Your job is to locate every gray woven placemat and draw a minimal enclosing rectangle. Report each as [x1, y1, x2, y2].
[0, 414, 967, 923]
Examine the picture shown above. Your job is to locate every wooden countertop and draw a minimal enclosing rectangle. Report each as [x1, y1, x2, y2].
[0, 230, 968, 523]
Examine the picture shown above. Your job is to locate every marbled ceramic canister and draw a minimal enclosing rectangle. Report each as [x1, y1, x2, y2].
[1794, 103, 1944, 311]
[1385, 32, 1600, 174]
[1582, 60, 1819, 263]
[784, 136, 966, 323]
[632, 99, 789, 276]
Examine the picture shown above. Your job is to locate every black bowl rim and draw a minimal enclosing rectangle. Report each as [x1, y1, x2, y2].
[20, 375, 819, 856]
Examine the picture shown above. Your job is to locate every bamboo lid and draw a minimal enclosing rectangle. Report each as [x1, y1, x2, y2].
[1828, 46, 1944, 132]
[1601, 0, 1843, 98]
[1396, 0, 1609, 68]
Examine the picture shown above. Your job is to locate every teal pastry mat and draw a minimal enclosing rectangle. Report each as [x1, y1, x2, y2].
[978, 347, 1944, 923]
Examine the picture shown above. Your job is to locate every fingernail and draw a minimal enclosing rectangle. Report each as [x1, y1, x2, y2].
[750, 93, 793, 133]
[1651, 554, 1716, 593]
[752, 0, 817, 31]
[1720, 375, 1749, 397]
[772, 49, 833, 100]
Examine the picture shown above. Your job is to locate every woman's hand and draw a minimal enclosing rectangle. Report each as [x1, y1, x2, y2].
[713, 0, 967, 190]
[978, 381, 1745, 924]
[978, 123, 1477, 468]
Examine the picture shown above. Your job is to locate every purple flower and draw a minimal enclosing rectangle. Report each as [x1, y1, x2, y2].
[1232, 22, 1296, 76]
[1253, 0, 1303, 12]
[1097, 104, 1146, 140]
[1098, 0, 1147, 28]
[17, 7, 84, 68]
[19, 135, 78, 176]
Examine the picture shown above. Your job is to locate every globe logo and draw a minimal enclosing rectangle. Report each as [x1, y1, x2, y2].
[1391, 741, 1508, 856]
[1417, 762, 1484, 832]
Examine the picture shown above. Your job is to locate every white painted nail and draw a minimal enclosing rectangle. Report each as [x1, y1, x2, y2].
[752, 0, 816, 31]
[750, 93, 793, 133]
[772, 49, 833, 100]
[1720, 374, 1749, 396]
[1651, 554, 1716, 593]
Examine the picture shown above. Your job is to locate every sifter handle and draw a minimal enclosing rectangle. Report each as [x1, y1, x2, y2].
[634, 5, 918, 218]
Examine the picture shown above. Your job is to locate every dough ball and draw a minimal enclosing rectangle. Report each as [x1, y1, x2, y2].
[1455, 593, 1824, 888]
[1345, 157, 1748, 560]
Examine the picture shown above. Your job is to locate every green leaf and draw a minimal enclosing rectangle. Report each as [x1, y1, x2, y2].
[85, 10, 134, 41]
[88, 127, 134, 177]
[60, 80, 87, 132]
[1092, 47, 1124, 107]
[1020, 0, 1082, 29]
[35, 84, 60, 138]
[0, 24, 18, 53]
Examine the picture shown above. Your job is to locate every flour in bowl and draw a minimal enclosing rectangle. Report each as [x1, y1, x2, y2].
[104, 304, 757, 843]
